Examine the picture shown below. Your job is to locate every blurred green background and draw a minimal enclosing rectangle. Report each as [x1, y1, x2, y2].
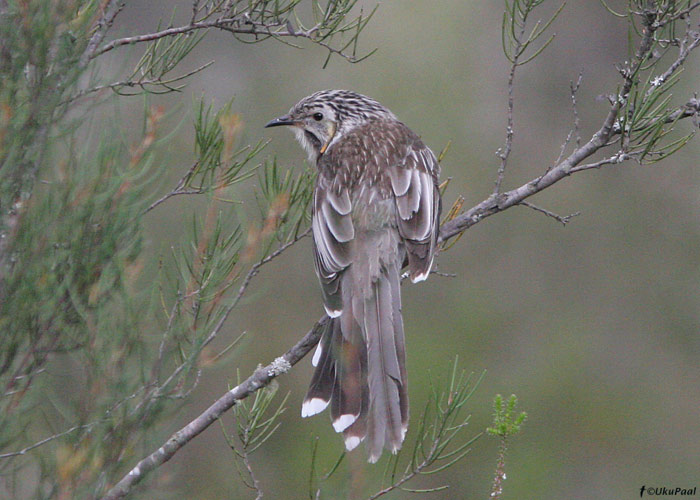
[103, 1, 699, 498]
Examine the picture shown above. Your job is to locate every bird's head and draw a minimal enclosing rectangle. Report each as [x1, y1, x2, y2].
[265, 90, 395, 162]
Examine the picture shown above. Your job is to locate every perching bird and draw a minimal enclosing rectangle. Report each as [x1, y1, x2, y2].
[265, 90, 441, 463]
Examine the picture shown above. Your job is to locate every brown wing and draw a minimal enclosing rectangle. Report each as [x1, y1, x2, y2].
[311, 181, 354, 316]
[388, 139, 441, 282]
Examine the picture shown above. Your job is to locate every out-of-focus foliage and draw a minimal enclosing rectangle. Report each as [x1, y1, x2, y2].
[0, 2, 164, 495]
[0, 1, 364, 497]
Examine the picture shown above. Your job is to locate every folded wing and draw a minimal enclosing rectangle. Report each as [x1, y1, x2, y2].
[389, 143, 441, 282]
[312, 184, 354, 317]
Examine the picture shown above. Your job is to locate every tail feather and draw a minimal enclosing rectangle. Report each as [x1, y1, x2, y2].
[388, 261, 409, 438]
[366, 270, 403, 462]
[303, 261, 408, 463]
[342, 333, 369, 451]
[301, 320, 336, 418]
[330, 335, 363, 432]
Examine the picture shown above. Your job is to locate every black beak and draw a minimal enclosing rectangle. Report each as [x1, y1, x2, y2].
[264, 115, 295, 128]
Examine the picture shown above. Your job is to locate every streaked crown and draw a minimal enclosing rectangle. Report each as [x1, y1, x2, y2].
[292, 90, 394, 124]
[265, 90, 396, 162]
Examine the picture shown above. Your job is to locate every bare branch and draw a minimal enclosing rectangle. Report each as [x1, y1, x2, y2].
[440, 6, 671, 244]
[93, 19, 249, 57]
[570, 70, 583, 148]
[101, 317, 326, 500]
[493, 55, 518, 195]
[241, 451, 263, 499]
[495, 0, 565, 193]
[519, 201, 580, 225]
[569, 152, 631, 174]
[89, 2, 377, 65]
[494, 5, 527, 194]
[0, 423, 93, 459]
[440, 115, 622, 243]
[80, 0, 126, 66]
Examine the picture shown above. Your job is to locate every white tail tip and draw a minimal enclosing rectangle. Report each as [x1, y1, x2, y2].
[324, 305, 342, 318]
[410, 270, 430, 283]
[301, 398, 329, 418]
[344, 436, 362, 451]
[332, 414, 357, 433]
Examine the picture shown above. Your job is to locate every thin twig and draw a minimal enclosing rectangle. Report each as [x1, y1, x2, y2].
[519, 201, 580, 225]
[493, 23, 525, 195]
[191, 0, 202, 24]
[66, 60, 214, 104]
[569, 152, 630, 173]
[553, 128, 576, 168]
[430, 269, 457, 278]
[145, 162, 201, 213]
[489, 438, 508, 500]
[241, 449, 263, 500]
[0, 423, 94, 459]
[570, 70, 583, 148]
[647, 27, 700, 94]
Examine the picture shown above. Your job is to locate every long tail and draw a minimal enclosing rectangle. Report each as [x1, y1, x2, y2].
[302, 260, 408, 462]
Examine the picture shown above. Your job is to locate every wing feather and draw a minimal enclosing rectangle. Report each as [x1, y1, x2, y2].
[321, 199, 354, 243]
[390, 142, 441, 282]
[312, 184, 354, 315]
[327, 188, 352, 215]
[388, 164, 412, 197]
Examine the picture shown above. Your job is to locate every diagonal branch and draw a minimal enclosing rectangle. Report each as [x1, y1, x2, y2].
[102, 316, 328, 500]
[439, 100, 622, 242]
[92, 18, 272, 58]
[80, 0, 126, 66]
[519, 201, 580, 225]
[441, 7, 699, 242]
[438, 94, 698, 243]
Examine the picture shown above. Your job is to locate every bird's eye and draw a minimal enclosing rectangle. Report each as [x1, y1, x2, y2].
[313, 112, 323, 121]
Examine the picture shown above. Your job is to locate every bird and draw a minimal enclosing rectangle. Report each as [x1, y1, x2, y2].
[265, 90, 441, 463]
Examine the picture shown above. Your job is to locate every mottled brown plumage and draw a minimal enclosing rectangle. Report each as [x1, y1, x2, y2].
[266, 90, 440, 462]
